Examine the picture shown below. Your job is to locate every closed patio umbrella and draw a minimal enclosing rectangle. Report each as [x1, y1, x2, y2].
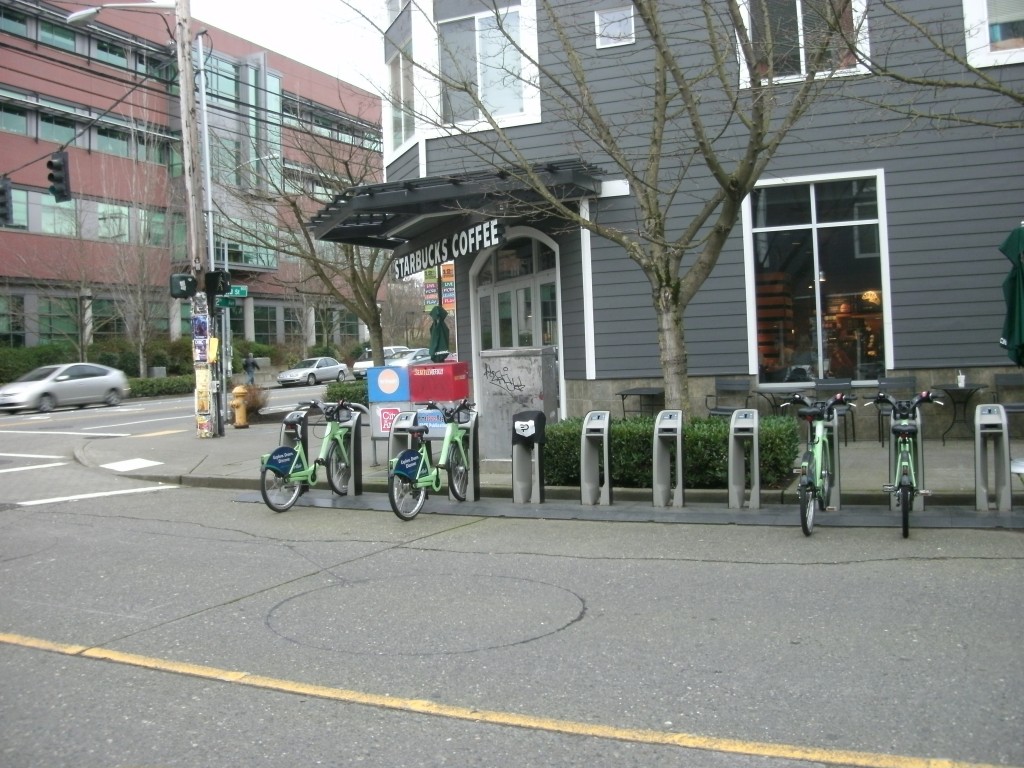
[428, 305, 450, 363]
[1000, 223, 1024, 366]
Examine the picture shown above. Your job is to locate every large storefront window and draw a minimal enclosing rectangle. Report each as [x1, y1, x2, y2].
[750, 173, 886, 383]
[476, 236, 556, 351]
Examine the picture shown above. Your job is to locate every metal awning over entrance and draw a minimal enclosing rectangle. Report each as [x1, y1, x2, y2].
[309, 158, 605, 251]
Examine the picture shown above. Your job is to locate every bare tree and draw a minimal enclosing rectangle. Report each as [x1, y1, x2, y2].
[210, 100, 395, 365]
[843, 1, 1022, 129]
[368, 0, 861, 411]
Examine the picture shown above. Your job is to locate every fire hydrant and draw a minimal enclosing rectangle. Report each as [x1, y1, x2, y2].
[230, 385, 250, 429]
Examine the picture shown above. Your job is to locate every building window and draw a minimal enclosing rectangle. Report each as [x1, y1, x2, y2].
[253, 305, 276, 345]
[476, 237, 557, 351]
[964, 0, 1024, 66]
[91, 299, 126, 340]
[0, 294, 26, 347]
[747, 172, 887, 383]
[39, 21, 75, 51]
[439, 6, 524, 123]
[740, 0, 867, 83]
[137, 135, 168, 164]
[37, 297, 80, 344]
[40, 195, 77, 237]
[0, 7, 28, 36]
[206, 56, 239, 106]
[97, 203, 130, 242]
[40, 114, 76, 144]
[595, 7, 635, 48]
[97, 126, 130, 157]
[140, 209, 167, 246]
[95, 39, 128, 68]
[0, 188, 28, 229]
[0, 104, 28, 134]
[210, 133, 241, 186]
[388, 41, 415, 147]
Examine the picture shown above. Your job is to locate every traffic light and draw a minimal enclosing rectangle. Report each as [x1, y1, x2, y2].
[204, 269, 231, 296]
[47, 151, 72, 202]
[0, 178, 12, 226]
[169, 273, 198, 299]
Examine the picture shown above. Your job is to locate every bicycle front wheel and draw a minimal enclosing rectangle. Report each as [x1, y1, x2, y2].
[798, 451, 814, 536]
[325, 439, 351, 496]
[389, 473, 426, 521]
[447, 441, 469, 501]
[818, 440, 832, 511]
[899, 476, 912, 538]
[260, 466, 302, 512]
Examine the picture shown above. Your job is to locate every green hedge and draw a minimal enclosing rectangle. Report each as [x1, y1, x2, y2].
[542, 415, 799, 490]
[127, 374, 196, 398]
[324, 379, 369, 406]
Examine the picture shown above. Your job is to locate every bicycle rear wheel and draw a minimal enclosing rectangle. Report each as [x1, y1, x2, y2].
[389, 473, 426, 520]
[798, 452, 814, 536]
[260, 466, 302, 512]
[899, 475, 912, 538]
[325, 439, 351, 496]
[447, 440, 469, 501]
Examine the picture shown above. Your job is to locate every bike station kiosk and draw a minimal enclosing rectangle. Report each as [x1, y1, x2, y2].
[511, 410, 546, 504]
[974, 404, 1012, 512]
[580, 410, 612, 506]
[727, 409, 759, 509]
[652, 410, 685, 508]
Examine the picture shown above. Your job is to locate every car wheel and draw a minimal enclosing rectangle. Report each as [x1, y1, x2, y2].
[306, 374, 317, 386]
[37, 394, 56, 413]
[337, 370, 347, 382]
[103, 389, 122, 407]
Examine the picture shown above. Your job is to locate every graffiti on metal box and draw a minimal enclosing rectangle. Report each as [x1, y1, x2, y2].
[484, 363, 526, 393]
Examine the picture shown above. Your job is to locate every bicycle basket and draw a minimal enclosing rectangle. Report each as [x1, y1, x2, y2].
[280, 410, 307, 445]
[392, 448, 423, 480]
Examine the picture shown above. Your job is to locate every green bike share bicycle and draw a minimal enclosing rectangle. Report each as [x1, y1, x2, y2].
[388, 399, 475, 521]
[782, 390, 855, 536]
[868, 390, 942, 538]
[259, 399, 364, 513]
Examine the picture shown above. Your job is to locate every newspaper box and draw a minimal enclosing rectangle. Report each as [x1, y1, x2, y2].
[408, 361, 469, 402]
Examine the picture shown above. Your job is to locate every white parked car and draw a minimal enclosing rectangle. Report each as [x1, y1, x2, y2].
[385, 347, 433, 368]
[352, 346, 410, 379]
[276, 356, 349, 387]
[0, 363, 130, 413]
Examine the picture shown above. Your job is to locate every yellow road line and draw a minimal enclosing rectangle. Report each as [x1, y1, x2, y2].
[0, 631, 1013, 768]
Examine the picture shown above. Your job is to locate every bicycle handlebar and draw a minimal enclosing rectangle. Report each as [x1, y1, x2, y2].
[296, 399, 369, 422]
[780, 391, 855, 417]
[419, 399, 476, 423]
[869, 390, 944, 419]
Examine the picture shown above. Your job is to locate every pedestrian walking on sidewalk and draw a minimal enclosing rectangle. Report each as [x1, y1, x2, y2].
[243, 352, 259, 386]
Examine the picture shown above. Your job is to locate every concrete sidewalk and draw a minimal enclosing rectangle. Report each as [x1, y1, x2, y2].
[72, 410, 1024, 531]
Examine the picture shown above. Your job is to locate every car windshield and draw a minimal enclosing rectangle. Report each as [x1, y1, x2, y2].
[17, 366, 60, 382]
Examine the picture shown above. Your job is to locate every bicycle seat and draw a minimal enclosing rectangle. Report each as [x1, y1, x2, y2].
[891, 422, 918, 438]
[797, 406, 826, 422]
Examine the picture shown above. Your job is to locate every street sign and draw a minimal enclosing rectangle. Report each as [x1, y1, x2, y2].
[229, 285, 248, 297]
[215, 297, 237, 308]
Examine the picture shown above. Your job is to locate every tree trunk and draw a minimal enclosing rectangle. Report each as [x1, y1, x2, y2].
[654, 284, 689, 415]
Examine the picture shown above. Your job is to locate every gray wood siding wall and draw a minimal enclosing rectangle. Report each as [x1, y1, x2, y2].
[388, 0, 1024, 379]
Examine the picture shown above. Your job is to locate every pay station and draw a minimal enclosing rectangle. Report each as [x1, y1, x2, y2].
[512, 410, 546, 504]
[652, 410, 685, 507]
[581, 410, 612, 506]
[975, 403, 1011, 512]
[728, 409, 759, 510]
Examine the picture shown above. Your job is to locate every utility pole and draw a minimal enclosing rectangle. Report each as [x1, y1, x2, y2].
[174, 0, 218, 437]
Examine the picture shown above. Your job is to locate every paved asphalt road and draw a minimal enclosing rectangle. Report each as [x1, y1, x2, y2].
[1, 473, 1022, 767]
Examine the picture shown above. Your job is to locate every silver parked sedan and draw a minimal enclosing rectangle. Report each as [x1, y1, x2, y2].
[276, 356, 350, 387]
[0, 363, 130, 413]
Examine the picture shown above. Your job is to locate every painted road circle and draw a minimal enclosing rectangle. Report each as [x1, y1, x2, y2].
[267, 573, 585, 655]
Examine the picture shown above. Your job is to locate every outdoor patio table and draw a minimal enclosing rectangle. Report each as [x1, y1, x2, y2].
[616, 386, 665, 418]
[932, 383, 987, 444]
[754, 383, 809, 417]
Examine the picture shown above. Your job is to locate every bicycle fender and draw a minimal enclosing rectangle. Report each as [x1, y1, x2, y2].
[393, 449, 423, 480]
[264, 446, 297, 476]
